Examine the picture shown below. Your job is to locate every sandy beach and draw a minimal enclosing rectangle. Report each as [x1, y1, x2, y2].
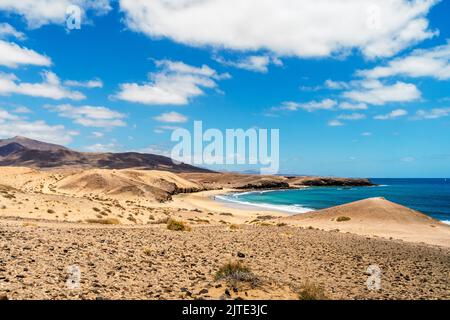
[1, 167, 449, 300]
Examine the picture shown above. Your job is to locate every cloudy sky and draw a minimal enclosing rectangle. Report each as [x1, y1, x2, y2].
[0, 0, 449, 177]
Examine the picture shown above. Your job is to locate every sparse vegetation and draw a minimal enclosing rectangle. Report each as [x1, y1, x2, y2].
[229, 224, 240, 230]
[298, 282, 328, 300]
[257, 215, 275, 220]
[277, 222, 287, 227]
[215, 261, 259, 285]
[47, 209, 55, 214]
[85, 218, 120, 225]
[167, 218, 191, 231]
[336, 216, 351, 222]
[220, 212, 233, 216]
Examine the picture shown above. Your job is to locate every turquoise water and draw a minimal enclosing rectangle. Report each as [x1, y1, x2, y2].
[217, 178, 450, 223]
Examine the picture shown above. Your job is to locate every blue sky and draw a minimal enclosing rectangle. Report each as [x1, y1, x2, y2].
[0, 0, 449, 177]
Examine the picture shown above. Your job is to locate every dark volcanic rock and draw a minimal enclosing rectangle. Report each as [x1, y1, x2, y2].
[297, 177, 374, 187]
[235, 180, 290, 190]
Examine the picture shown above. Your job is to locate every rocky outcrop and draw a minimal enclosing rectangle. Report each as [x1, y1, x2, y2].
[289, 177, 374, 187]
[235, 180, 290, 190]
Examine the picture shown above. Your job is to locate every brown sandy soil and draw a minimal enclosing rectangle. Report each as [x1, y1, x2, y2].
[0, 218, 448, 300]
[0, 166, 449, 300]
[283, 198, 450, 247]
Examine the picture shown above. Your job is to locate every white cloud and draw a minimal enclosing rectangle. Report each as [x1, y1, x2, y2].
[91, 131, 104, 138]
[0, 71, 84, 100]
[401, 156, 415, 162]
[0, 108, 78, 145]
[0, 40, 51, 68]
[120, 0, 437, 59]
[13, 106, 32, 114]
[325, 79, 350, 90]
[374, 109, 408, 120]
[358, 41, 450, 80]
[343, 80, 421, 105]
[327, 119, 344, 127]
[337, 113, 366, 120]
[274, 99, 337, 112]
[154, 111, 187, 123]
[64, 78, 103, 88]
[0, 0, 112, 28]
[214, 55, 281, 73]
[137, 144, 171, 157]
[114, 60, 228, 105]
[412, 108, 450, 120]
[0, 109, 20, 121]
[84, 142, 120, 152]
[338, 102, 368, 110]
[0, 23, 25, 40]
[46, 104, 126, 128]
[361, 132, 372, 136]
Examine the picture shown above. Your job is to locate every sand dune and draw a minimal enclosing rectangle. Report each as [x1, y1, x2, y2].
[284, 197, 450, 247]
[54, 169, 203, 201]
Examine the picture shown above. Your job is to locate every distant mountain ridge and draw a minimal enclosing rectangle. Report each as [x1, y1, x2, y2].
[0, 136, 211, 173]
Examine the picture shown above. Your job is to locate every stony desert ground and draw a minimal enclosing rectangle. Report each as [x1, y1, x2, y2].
[0, 167, 449, 300]
[1, 219, 449, 300]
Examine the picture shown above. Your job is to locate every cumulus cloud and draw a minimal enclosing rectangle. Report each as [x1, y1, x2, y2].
[0, 108, 78, 145]
[64, 78, 103, 88]
[0, 23, 25, 40]
[273, 99, 337, 113]
[338, 102, 368, 110]
[327, 119, 344, 127]
[0, 0, 112, 28]
[154, 111, 187, 123]
[374, 109, 408, 120]
[343, 79, 421, 105]
[0, 71, 84, 100]
[46, 104, 126, 128]
[214, 55, 281, 73]
[120, 0, 437, 59]
[412, 108, 450, 120]
[0, 40, 51, 68]
[358, 41, 450, 80]
[91, 131, 104, 138]
[325, 79, 350, 90]
[84, 142, 120, 152]
[13, 106, 32, 114]
[337, 113, 366, 120]
[114, 60, 229, 105]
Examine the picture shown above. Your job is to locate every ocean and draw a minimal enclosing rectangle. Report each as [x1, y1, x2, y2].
[216, 178, 450, 224]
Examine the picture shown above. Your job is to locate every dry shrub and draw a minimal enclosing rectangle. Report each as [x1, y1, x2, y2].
[298, 282, 328, 300]
[167, 218, 191, 231]
[336, 216, 351, 222]
[215, 261, 259, 285]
